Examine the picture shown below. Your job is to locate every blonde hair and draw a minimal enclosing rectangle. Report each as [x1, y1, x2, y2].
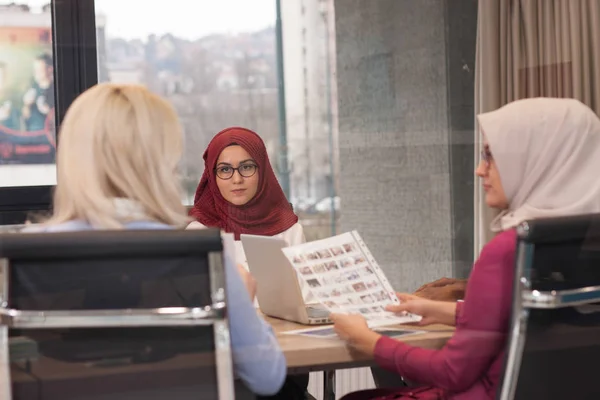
[47, 83, 190, 228]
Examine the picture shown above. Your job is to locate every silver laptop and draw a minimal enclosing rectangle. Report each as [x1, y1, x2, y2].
[241, 234, 331, 325]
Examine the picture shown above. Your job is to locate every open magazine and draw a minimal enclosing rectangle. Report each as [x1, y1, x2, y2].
[281, 231, 421, 328]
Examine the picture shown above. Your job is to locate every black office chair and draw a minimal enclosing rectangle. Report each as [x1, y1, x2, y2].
[0, 229, 246, 400]
[498, 214, 600, 400]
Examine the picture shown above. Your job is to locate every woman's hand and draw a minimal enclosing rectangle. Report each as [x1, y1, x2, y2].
[236, 263, 257, 301]
[330, 313, 381, 355]
[386, 292, 458, 326]
[414, 278, 467, 301]
[386, 293, 440, 326]
[331, 313, 369, 341]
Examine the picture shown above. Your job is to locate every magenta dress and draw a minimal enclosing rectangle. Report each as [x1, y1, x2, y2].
[343, 229, 517, 400]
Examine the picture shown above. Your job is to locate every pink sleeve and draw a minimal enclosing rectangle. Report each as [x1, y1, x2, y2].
[373, 231, 515, 392]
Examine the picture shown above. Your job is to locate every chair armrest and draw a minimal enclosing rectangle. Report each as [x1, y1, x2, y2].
[0, 302, 226, 329]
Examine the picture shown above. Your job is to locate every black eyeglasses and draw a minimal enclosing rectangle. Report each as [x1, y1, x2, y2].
[215, 164, 258, 180]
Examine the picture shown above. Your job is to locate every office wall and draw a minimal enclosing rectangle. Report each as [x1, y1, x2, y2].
[334, 0, 477, 291]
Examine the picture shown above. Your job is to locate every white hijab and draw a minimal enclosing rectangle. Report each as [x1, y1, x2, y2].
[477, 98, 600, 232]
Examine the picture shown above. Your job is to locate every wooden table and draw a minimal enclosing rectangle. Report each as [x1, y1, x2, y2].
[266, 316, 454, 399]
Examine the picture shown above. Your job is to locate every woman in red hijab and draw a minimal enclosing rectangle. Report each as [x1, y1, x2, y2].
[188, 126, 302, 240]
[188, 126, 309, 400]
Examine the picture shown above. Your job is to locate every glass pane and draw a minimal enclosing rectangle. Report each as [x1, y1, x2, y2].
[95, 1, 478, 294]
[95, 0, 340, 239]
[0, 0, 57, 187]
[11, 327, 221, 400]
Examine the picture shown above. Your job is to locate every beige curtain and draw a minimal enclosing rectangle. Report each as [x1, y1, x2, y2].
[474, 0, 600, 254]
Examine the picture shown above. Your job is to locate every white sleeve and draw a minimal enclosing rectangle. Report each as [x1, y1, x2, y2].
[186, 221, 207, 230]
[284, 223, 306, 245]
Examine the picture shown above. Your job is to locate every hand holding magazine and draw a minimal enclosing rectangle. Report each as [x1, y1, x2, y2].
[281, 231, 421, 330]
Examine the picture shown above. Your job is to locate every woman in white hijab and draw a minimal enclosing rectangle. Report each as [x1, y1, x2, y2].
[415, 97, 600, 301]
[331, 98, 600, 400]
[483, 98, 600, 230]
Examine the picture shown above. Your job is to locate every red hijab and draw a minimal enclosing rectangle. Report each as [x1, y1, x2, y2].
[190, 127, 298, 239]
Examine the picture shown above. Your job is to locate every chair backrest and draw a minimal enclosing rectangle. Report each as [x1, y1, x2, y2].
[498, 214, 600, 400]
[0, 229, 239, 400]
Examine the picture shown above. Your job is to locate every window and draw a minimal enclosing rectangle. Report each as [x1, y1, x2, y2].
[54, 0, 479, 290]
[94, 0, 340, 241]
[0, 0, 483, 394]
[96, 0, 280, 203]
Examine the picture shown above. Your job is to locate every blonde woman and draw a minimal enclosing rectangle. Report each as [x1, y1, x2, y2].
[27, 83, 286, 396]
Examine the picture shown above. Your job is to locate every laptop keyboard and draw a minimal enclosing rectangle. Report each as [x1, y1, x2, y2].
[306, 306, 330, 319]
